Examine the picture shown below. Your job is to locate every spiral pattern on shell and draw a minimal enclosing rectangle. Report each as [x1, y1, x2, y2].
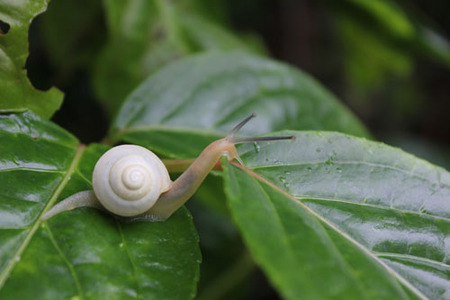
[92, 145, 172, 216]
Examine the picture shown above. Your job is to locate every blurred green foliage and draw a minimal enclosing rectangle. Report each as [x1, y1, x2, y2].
[24, 0, 450, 151]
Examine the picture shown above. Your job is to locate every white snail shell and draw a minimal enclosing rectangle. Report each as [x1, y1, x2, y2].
[92, 145, 172, 217]
[41, 113, 295, 222]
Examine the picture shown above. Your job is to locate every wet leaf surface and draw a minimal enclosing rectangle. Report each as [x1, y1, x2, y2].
[224, 131, 449, 299]
[0, 112, 200, 299]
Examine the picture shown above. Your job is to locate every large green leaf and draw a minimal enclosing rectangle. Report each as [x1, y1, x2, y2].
[111, 51, 369, 158]
[0, 0, 62, 118]
[93, 0, 259, 115]
[223, 131, 450, 299]
[110, 51, 368, 298]
[0, 112, 200, 298]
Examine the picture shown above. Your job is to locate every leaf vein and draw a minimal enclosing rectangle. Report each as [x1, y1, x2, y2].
[116, 220, 143, 299]
[45, 224, 84, 298]
[0, 144, 85, 289]
[251, 160, 449, 189]
[0, 167, 65, 173]
[252, 173, 375, 298]
[375, 252, 450, 269]
[301, 197, 450, 223]
[232, 162, 429, 299]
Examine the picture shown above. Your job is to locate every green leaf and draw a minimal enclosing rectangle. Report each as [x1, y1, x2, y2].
[0, 112, 200, 298]
[110, 48, 369, 297]
[93, 1, 259, 115]
[341, 0, 450, 64]
[36, 0, 105, 77]
[223, 131, 449, 299]
[338, 16, 413, 92]
[327, 0, 450, 92]
[179, 13, 266, 55]
[188, 199, 253, 300]
[112, 51, 369, 157]
[343, 0, 415, 39]
[0, 0, 63, 118]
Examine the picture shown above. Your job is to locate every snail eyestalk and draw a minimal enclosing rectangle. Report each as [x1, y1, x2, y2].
[41, 113, 295, 222]
[227, 113, 295, 144]
[232, 135, 295, 144]
[227, 113, 257, 139]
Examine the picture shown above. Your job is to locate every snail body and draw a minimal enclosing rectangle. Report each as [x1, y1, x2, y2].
[42, 114, 294, 222]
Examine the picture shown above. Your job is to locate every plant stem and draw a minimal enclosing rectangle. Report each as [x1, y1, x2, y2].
[196, 250, 256, 300]
[162, 159, 223, 173]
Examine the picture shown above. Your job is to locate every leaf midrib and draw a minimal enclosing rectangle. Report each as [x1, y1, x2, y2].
[0, 167, 65, 173]
[302, 197, 450, 267]
[0, 144, 85, 289]
[116, 219, 143, 298]
[251, 175, 368, 298]
[45, 224, 84, 298]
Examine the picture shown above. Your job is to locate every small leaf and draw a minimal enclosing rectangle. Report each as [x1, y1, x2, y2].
[0, 112, 200, 298]
[0, 0, 63, 118]
[224, 131, 449, 299]
[112, 51, 369, 157]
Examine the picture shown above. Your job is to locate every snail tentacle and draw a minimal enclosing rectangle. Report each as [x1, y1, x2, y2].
[41, 113, 295, 222]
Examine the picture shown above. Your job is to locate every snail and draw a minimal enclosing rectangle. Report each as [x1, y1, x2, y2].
[42, 113, 294, 222]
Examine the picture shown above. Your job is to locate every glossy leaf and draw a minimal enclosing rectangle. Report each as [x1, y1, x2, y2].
[223, 131, 450, 299]
[0, 112, 200, 298]
[0, 0, 62, 118]
[112, 51, 369, 158]
[93, 0, 259, 115]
